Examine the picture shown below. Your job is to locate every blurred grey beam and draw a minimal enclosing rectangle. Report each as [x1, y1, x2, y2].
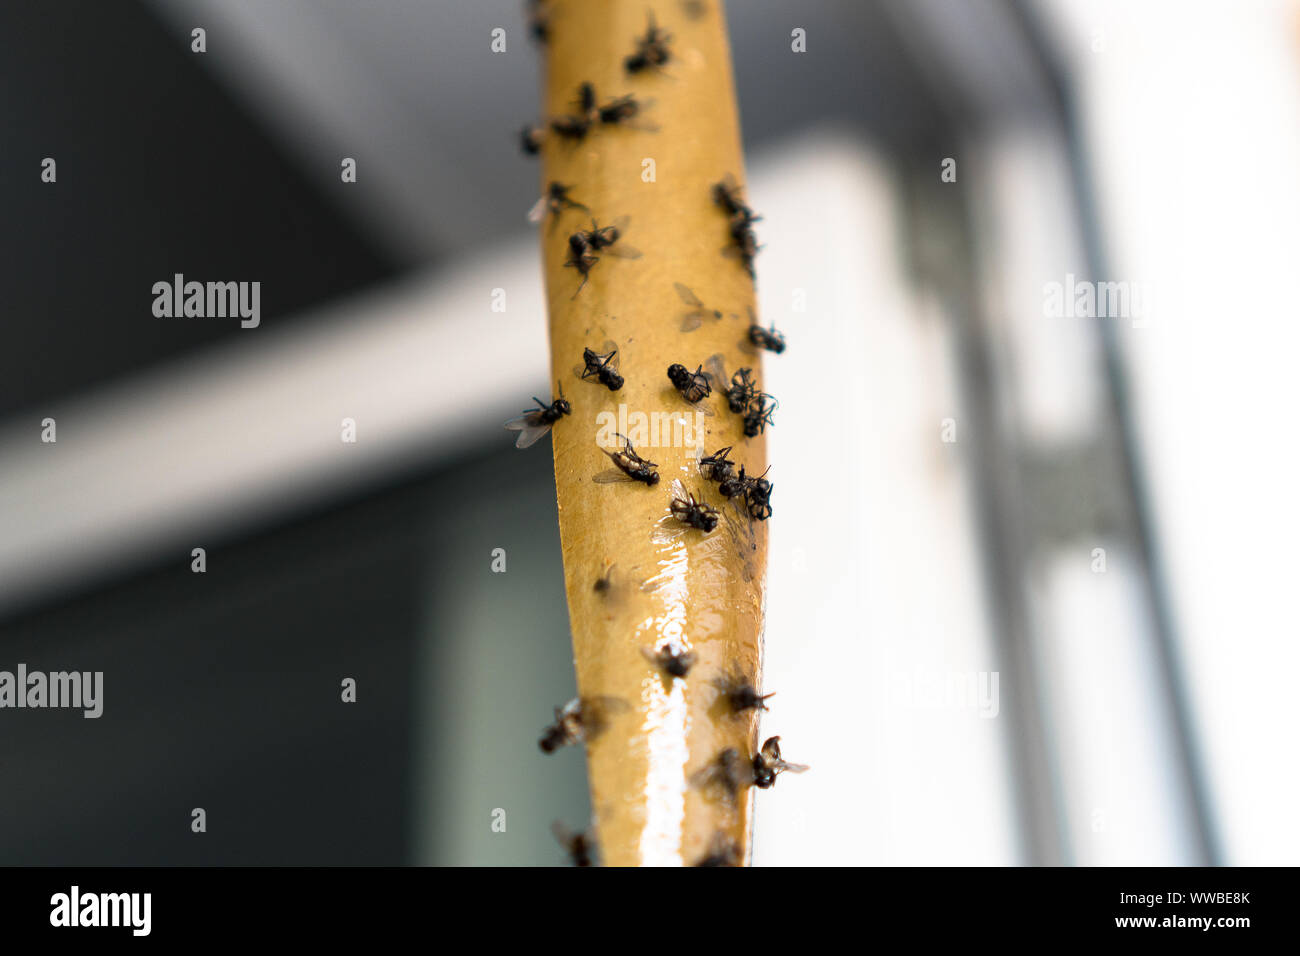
[0, 241, 547, 618]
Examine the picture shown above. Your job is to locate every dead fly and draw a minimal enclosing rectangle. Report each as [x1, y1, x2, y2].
[723, 221, 761, 279]
[538, 696, 628, 753]
[669, 479, 719, 531]
[698, 445, 737, 483]
[549, 113, 591, 142]
[694, 831, 741, 867]
[625, 12, 672, 74]
[571, 216, 641, 258]
[642, 643, 697, 678]
[744, 469, 773, 521]
[746, 320, 786, 354]
[525, 0, 550, 44]
[520, 124, 546, 155]
[551, 821, 596, 867]
[743, 393, 778, 438]
[712, 177, 762, 278]
[597, 92, 656, 129]
[703, 355, 757, 415]
[712, 173, 750, 219]
[667, 362, 712, 404]
[528, 181, 588, 228]
[691, 747, 750, 804]
[717, 463, 756, 500]
[565, 246, 600, 297]
[752, 736, 809, 789]
[594, 433, 660, 486]
[673, 282, 726, 332]
[574, 342, 623, 390]
[713, 667, 774, 714]
[593, 562, 616, 594]
[503, 384, 571, 448]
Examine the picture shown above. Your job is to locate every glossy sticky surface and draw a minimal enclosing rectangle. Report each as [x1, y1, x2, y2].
[539, 1, 768, 866]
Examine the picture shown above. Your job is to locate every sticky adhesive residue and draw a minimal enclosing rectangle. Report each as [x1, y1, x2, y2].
[637, 675, 689, 866]
[636, 538, 691, 866]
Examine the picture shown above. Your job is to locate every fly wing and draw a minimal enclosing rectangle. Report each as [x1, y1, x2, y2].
[776, 760, 811, 774]
[593, 468, 632, 484]
[605, 244, 642, 259]
[704, 353, 728, 390]
[673, 282, 703, 307]
[527, 195, 548, 223]
[504, 415, 553, 449]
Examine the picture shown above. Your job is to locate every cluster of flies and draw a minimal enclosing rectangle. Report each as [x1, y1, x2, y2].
[537, 667, 807, 866]
[512, 3, 798, 867]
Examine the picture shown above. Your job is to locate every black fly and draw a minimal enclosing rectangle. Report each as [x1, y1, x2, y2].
[576, 343, 623, 390]
[503, 383, 571, 448]
[744, 469, 773, 521]
[642, 643, 697, 678]
[667, 363, 712, 403]
[528, 181, 588, 228]
[551, 821, 596, 867]
[713, 175, 762, 278]
[669, 479, 718, 531]
[713, 667, 774, 714]
[565, 247, 599, 297]
[538, 696, 628, 753]
[743, 393, 777, 437]
[594, 433, 660, 486]
[526, 0, 550, 44]
[747, 320, 786, 354]
[698, 445, 737, 483]
[691, 747, 750, 804]
[572, 216, 641, 258]
[625, 12, 672, 74]
[520, 124, 545, 155]
[752, 736, 809, 789]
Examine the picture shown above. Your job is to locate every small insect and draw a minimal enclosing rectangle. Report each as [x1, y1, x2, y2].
[724, 220, 762, 279]
[698, 445, 737, 483]
[669, 479, 719, 531]
[594, 433, 660, 486]
[503, 383, 571, 448]
[625, 12, 672, 74]
[712, 174, 750, 218]
[642, 643, 697, 678]
[727, 368, 758, 412]
[673, 282, 725, 332]
[549, 113, 592, 142]
[575, 81, 599, 119]
[526, 0, 550, 44]
[713, 667, 774, 714]
[538, 696, 628, 753]
[747, 320, 786, 354]
[564, 247, 599, 296]
[667, 362, 712, 403]
[520, 124, 546, 155]
[551, 821, 597, 867]
[691, 747, 750, 804]
[744, 469, 773, 521]
[743, 393, 778, 437]
[597, 92, 656, 128]
[572, 216, 641, 258]
[718, 463, 755, 500]
[752, 736, 809, 789]
[576, 343, 623, 390]
[528, 181, 589, 226]
[594, 562, 616, 594]
[694, 831, 741, 867]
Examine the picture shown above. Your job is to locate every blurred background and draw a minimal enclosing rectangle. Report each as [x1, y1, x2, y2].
[1, 0, 1297, 866]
